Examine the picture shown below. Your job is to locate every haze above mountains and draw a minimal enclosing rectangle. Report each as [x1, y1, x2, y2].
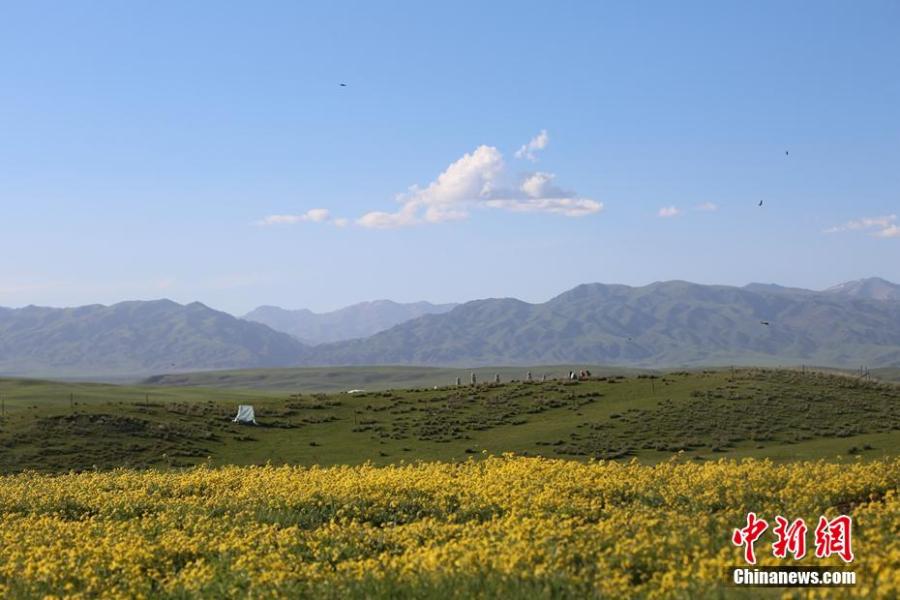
[243, 300, 457, 345]
[0, 277, 898, 378]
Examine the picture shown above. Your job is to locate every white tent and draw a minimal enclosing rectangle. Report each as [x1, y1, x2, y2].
[233, 405, 257, 425]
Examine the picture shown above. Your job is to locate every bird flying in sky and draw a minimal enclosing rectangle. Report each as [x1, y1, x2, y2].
[758, 200, 764, 207]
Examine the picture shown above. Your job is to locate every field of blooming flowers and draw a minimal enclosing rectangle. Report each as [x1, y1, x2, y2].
[0, 455, 897, 599]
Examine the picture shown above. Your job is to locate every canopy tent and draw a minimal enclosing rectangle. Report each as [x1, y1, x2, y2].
[233, 405, 257, 425]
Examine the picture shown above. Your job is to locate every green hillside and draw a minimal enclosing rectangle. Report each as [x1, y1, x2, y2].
[0, 300, 305, 378]
[1, 369, 897, 473]
[304, 281, 900, 368]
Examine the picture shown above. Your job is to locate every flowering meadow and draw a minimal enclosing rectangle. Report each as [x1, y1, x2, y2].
[0, 456, 897, 599]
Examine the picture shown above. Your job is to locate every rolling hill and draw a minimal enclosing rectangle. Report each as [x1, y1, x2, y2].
[1, 369, 897, 472]
[0, 300, 306, 378]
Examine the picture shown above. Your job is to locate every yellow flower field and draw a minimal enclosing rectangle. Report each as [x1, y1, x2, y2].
[0, 456, 897, 599]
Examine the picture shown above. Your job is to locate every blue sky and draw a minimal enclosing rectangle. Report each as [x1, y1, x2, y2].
[1, 1, 898, 314]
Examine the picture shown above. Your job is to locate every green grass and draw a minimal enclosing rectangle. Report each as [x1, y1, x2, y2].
[0, 376, 269, 412]
[872, 367, 900, 382]
[0, 368, 897, 473]
[140, 364, 653, 392]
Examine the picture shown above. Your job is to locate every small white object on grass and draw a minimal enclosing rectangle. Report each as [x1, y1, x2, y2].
[233, 405, 257, 425]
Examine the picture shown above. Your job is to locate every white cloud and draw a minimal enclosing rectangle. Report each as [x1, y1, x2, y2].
[874, 224, 900, 238]
[304, 208, 331, 222]
[486, 172, 601, 216]
[824, 214, 897, 238]
[356, 145, 502, 228]
[520, 172, 559, 198]
[257, 208, 349, 227]
[356, 205, 420, 229]
[258, 133, 598, 231]
[485, 197, 602, 217]
[355, 140, 600, 229]
[694, 202, 718, 212]
[257, 209, 330, 226]
[658, 206, 681, 218]
[514, 129, 549, 162]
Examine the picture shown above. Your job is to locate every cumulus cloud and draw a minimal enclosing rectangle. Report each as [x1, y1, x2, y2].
[694, 202, 718, 212]
[257, 208, 346, 227]
[355, 141, 601, 229]
[485, 172, 600, 216]
[514, 130, 549, 162]
[258, 133, 599, 230]
[824, 214, 897, 238]
[658, 206, 681, 218]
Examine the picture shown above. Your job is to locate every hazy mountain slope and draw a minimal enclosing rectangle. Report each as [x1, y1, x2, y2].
[743, 283, 817, 296]
[824, 277, 900, 301]
[0, 300, 306, 377]
[243, 300, 457, 344]
[303, 281, 900, 368]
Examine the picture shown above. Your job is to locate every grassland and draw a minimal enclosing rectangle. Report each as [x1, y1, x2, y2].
[141, 364, 652, 392]
[0, 368, 897, 473]
[1, 367, 898, 598]
[872, 367, 900, 383]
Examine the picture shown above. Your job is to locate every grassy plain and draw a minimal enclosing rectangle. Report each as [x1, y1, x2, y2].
[0, 368, 897, 473]
[140, 364, 652, 392]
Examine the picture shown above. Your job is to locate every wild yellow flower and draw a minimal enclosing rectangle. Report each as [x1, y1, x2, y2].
[0, 457, 894, 598]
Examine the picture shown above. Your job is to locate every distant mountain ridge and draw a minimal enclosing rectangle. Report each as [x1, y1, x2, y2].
[299, 279, 900, 368]
[243, 300, 457, 344]
[823, 277, 900, 301]
[0, 299, 305, 378]
[0, 278, 898, 378]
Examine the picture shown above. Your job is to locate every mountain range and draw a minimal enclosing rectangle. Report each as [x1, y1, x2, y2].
[0, 277, 897, 378]
[242, 300, 457, 344]
[0, 300, 304, 378]
[304, 279, 900, 368]
[824, 277, 900, 301]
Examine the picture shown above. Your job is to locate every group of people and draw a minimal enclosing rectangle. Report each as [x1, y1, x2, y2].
[455, 369, 593, 386]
